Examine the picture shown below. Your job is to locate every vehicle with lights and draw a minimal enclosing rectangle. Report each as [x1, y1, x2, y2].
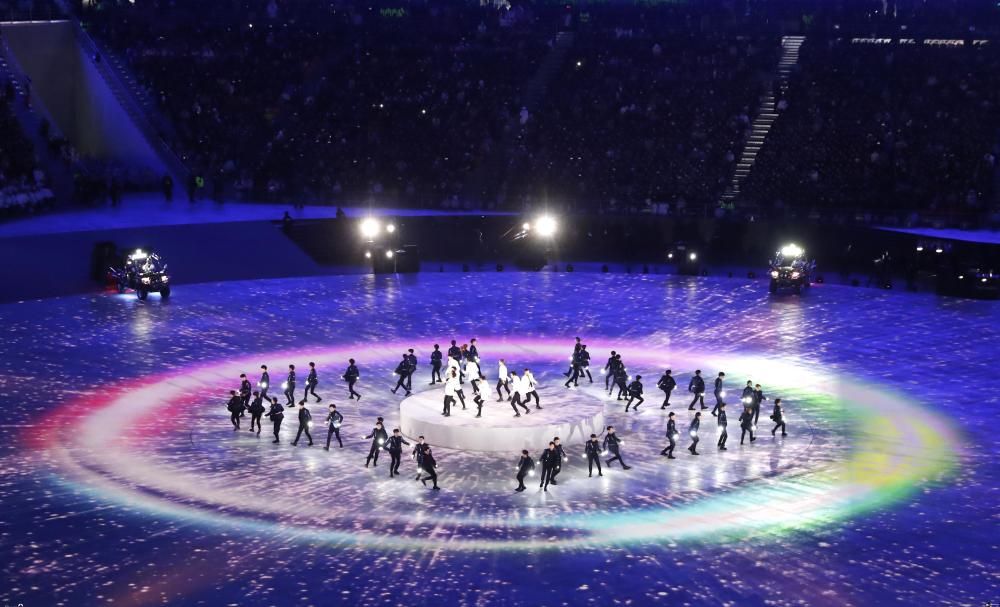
[937, 266, 999, 300]
[666, 243, 701, 275]
[768, 244, 814, 294]
[108, 249, 171, 300]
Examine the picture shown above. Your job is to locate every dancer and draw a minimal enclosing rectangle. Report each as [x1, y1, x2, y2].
[391, 354, 412, 396]
[496, 359, 511, 401]
[688, 370, 706, 410]
[740, 405, 756, 444]
[283, 364, 296, 407]
[585, 434, 603, 477]
[741, 380, 754, 406]
[459, 344, 469, 383]
[412, 436, 429, 480]
[300, 362, 321, 404]
[404, 349, 418, 391]
[420, 447, 440, 490]
[625, 375, 644, 411]
[657, 369, 676, 408]
[604, 350, 618, 391]
[343, 359, 361, 400]
[752, 383, 766, 425]
[717, 403, 728, 450]
[442, 367, 458, 416]
[579, 345, 593, 383]
[469, 338, 480, 362]
[508, 371, 530, 417]
[248, 390, 266, 435]
[523, 368, 541, 409]
[515, 449, 534, 492]
[562, 337, 582, 377]
[324, 404, 343, 449]
[383, 429, 410, 478]
[688, 412, 701, 455]
[239, 373, 252, 414]
[447, 340, 461, 361]
[364, 421, 388, 467]
[539, 442, 559, 491]
[258, 365, 270, 401]
[429, 344, 443, 384]
[603, 426, 631, 470]
[549, 437, 567, 485]
[770, 398, 787, 436]
[226, 390, 243, 430]
[612, 357, 629, 400]
[564, 346, 582, 388]
[661, 412, 678, 458]
[267, 396, 284, 443]
[291, 401, 313, 446]
[473, 386, 485, 418]
[711, 371, 725, 417]
[466, 355, 483, 396]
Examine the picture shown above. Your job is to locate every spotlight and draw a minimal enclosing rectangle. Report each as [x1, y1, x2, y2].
[935, 247, 944, 254]
[689, 252, 697, 261]
[359, 217, 381, 239]
[386, 224, 396, 234]
[364, 251, 372, 259]
[916, 246, 924, 252]
[780, 243, 804, 258]
[386, 250, 394, 259]
[522, 222, 531, 231]
[535, 215, 557, 238]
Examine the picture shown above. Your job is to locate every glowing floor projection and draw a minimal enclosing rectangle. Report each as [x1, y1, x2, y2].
[1, 273, 995, 606]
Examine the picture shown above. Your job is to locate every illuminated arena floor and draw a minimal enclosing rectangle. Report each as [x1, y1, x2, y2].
[1, 273, 996, 606]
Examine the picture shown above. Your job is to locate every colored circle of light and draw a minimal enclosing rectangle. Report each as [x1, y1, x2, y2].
[38, 338, 958, 552]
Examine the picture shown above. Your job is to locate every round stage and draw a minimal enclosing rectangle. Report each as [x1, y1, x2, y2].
[399, 385, 605, 451]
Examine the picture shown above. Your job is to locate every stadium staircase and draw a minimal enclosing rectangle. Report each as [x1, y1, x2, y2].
[719, 35, 805, 205]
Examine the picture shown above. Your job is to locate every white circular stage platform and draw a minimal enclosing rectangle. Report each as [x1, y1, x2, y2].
[399, 385, 606, 452]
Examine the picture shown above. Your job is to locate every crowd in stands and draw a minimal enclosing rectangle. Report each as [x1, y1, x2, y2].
[0, 78, 54, 218]
[499, 9, 776, 214]
[57, 0, 1000, 227]
[82, 0, 548, 205]
[741, 39, 1000, 226]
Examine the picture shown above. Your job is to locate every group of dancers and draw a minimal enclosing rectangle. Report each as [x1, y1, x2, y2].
[223, 337, 790, 493]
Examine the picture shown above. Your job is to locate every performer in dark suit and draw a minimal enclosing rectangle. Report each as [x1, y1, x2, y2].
[324, 404, 344, 449]
[266, 397, 284, 443]
[661, 412, 678, 458]
[657, 370, 676, 409]
[383, 429, 411, 478]
[515, 449, 534, 492]
[585, 434, 603, 477]
[771, 398, 787, 436]
[291, 401, 313, 446]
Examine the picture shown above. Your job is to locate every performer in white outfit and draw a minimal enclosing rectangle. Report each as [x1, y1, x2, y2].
[523, 368, 542, 409]
[466, 358, 483, 396]
[496, 359, 511, 402]
[442, 368, 458, 416]
[508, 371, 530, 417]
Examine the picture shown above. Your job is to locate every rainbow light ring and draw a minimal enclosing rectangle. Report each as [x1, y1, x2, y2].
[37, 338, 959, 551]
